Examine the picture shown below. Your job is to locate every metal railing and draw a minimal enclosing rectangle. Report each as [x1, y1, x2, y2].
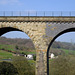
[0, 11, 75, 16]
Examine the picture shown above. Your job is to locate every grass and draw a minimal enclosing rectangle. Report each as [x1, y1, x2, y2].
[61, 48, 75, 55]
[0, 44, 36, 55]
[0, 50, 14, 60]
[51, 48, 75, 55]
[20, 50, 36, 55]
[28, 60, 35, 63]
[0, 44, 16, 51]
[0, 50, 36, 64]
[0, 44, 36, 65]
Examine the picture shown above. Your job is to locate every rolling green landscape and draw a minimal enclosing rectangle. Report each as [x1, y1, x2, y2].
[0, 37, 35, 57]
[49, 41, 75, 75]
[0, 37, 36, 75]
[1, 36, 75, 75]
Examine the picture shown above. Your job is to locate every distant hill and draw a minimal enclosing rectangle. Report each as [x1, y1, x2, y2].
[51, 41, 75, 51]
[0, 37, 35, 50]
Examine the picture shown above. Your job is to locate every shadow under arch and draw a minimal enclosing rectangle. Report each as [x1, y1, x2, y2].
[0, 27, 35, 47]
[47, 27, 75, 75]
[0, 27, 22, 36]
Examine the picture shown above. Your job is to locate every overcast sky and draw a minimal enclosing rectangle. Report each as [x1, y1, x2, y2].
[0, 0, 75, 42]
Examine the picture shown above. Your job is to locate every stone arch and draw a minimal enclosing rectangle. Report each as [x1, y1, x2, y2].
[47, 27, 75, 75]
[0, 22, 47, 50]
[0, 27, 35, 48]
[0, 21, 37, 48]
[0, 23, 32, 39]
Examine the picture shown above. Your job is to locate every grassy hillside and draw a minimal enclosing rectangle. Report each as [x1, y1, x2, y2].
[0, 37, 36, 60]
[0, 37, 35, 50]
[0, 37, 35, 75]
[51, 41, 75, 51]
[50, 47, 75, 56]
[62, 48, 75, 55]
[0, 50, 14, 60]
[0, 37, 36, 55]
[0, 44, 36, 54]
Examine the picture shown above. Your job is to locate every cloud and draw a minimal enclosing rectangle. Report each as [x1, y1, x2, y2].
[0, 0, 22, 5]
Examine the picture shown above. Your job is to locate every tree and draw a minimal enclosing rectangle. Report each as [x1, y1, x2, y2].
[12, 56, 35, 75]
[0, 61, 18, 75]
[49, 55, 75, 75]
[15, 45, 19, 50]
[33, 55, 36, 61]
[21, 52, 27, 55]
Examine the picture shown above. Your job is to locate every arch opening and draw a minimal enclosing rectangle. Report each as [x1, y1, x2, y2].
[0, 27, 22, 36]
[0, 27, 36, 75]
[47, 28, 75, 75]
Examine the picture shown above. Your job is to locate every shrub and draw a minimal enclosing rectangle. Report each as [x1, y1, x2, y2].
[12, 56, 35, 75]
[0, 61, 18, 75]
[49, 55, 75, 75]
[33, 55, 36, 61]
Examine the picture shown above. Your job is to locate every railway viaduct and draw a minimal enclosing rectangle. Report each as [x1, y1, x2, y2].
[0, 12, 75, 75]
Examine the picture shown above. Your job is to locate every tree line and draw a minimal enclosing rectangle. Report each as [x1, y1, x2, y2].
[51, 41, 75, 50]
[0, 37, 35, 50]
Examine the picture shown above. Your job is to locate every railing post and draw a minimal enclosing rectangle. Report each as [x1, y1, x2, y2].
[36, 11, 37, 16]
[12, 11, 13, 16]
[52, 11, 54, 16]
[70, 12, 71, 16]
[4, 11, 5, 16]
[44, 11, 45, 16]
[61, 11, 62, 16]
[20, 11, 21, 16]
[0, 11, 75, 17]
[28, 11, 29, 16]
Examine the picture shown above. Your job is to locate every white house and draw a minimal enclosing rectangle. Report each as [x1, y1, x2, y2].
[50, 53, 55, 59]
[24, 54, 33, 60]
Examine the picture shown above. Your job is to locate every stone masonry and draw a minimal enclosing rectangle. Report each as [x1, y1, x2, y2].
[0, 16, 75, 75]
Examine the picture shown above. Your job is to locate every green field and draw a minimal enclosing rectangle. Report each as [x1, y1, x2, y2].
[0, 50, 36, 65]
[0, 44, 36, 60]
[0, 44, 16, 51]
[20, 50, 36, 54]
[51, 48, 75, 55]
[0, 44, 36, 55]
[62, 48, 75, 54]
[0, 50, 14, 60]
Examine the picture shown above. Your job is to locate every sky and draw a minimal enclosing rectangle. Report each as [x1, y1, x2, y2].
[0, 0, 75, 11]
[55, 32, 75, 43]
[1, 31, 30, 39]
[0, 0, 75, 42]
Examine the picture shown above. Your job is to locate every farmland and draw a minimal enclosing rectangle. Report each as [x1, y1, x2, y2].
[0, 37, 35, 55]
[0, 37, 36, 62]
[0, 37, 35, 75]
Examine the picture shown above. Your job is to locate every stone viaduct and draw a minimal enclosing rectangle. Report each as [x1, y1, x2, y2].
[0, 16, 75, 75]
